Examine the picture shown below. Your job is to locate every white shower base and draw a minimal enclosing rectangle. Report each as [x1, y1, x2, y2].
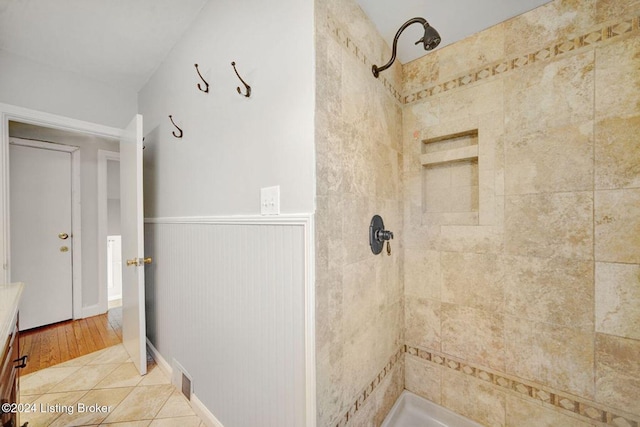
[381, 391, 484, 427]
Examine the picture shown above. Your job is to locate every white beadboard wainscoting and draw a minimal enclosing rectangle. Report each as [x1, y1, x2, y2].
[144, 215, 315, 427]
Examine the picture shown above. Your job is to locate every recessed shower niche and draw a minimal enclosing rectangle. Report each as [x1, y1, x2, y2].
[421, 129, 479, 225]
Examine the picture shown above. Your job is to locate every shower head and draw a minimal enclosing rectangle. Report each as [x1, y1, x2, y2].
[416, 23, 441, 51]
[372, 17, 441, 78]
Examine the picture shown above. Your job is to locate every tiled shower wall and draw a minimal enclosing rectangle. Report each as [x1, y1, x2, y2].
[314, 0, 405, 425]
[402, 1, 640, 426]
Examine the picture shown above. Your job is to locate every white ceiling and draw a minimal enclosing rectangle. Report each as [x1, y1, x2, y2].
[0, 0, 552, 93]
[355, 0, 553, 63]
[0, 0, 208, 91]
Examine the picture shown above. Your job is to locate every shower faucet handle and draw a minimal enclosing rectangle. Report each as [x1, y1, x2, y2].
[370, 215, 394, 255]
[376, 229, 394, 241]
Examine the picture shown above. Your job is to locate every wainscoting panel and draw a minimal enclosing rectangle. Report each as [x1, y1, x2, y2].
[144, 219, 307, 427]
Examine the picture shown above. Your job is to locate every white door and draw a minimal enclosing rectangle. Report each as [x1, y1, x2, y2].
[10, 143, 73, 330]
[120, 114, 147, 375]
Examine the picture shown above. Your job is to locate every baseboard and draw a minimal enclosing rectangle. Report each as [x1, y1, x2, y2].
[145, 338, 172, 377]
[145, 338, 224, 427]
[191, 393, 225, 427]
[81, 303, 103, 318]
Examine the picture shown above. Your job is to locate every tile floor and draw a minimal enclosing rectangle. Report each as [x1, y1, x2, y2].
[19, 344, 205, 426]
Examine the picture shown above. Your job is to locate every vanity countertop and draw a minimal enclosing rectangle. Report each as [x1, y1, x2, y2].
[0, 282, 23, 344]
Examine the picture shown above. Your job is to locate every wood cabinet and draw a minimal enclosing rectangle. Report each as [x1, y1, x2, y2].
[0, 313, 21, 427]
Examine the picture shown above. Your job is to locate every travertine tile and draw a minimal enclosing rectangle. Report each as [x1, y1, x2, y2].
[404, 249, 441, 300]
[402, 99, 440, 138]
[439, 79, 504, 120]
[149, 416, 202, 426]
[505, 192, 593, 260]
[505, 316, 595, 398]
[504, 255, 594, 329]
[504, 51, 594, 136]
[315, 195, 344, 272]
[155, 390, 196, 419]
[405, 354, 442, 404]
[403, 223, 441, 251]
[596, 333, 640, 415]
[441, 368, 506, 427]
[55, 349, 103, 368]
[423, 211, 479, 227]
[504, 0, 597, 56]
[402, 52, 440, 96]
[436, 225, 504, 254]
[88, 345, 132, 366]
[405, 297, 441, 351]
[441, 303, 504, 371]
[138, 364, 171, 386]
[20, 366, 81, 396]
[342, 259, 378, 330]
[595, 34, 640, 120]
[315, 267, 344, 354]
[20, 390, 87, 427]
[595, 115, 640, 190]
[424, 161, 479, 216]
[595, 0, 640, 22]
[102, 385, 174, 423]
[506, 394, 593, 427]
[596, 262, 640, 340]
[101, 421, 151, 426]
[49, 387, 133, 427]
[441, 252, 504, 312]
[479, 169, 499, 226]
[437, 23, 505, 84]
[343, 304, 403, 404]
[94, 363, 144, 389]
[505, 122, 593, 194]
[49, 363, 121, 393]
[341, 195, 372, 265]
[346, 360, 404, 427]
[316, 348, 346, 427]
[595, 189, 640, 264]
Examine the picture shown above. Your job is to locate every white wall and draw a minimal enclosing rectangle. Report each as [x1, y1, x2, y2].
[8, 122, 120, 309]
[138, 0, 315, 216]
[107, 159, 121, 235]
[139, 0, 316, 424]
[0, 50, 137, 128]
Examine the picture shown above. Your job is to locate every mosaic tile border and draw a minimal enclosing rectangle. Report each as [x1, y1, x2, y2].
[333, 346, 404, 427]
[403, 15, 640, 105]
[324, 12, 403, 104]
[405, 345, 640, 427]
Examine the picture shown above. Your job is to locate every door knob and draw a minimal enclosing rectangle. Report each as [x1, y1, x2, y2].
[126, 257, 152, 267]
[58, 232, 69, 240]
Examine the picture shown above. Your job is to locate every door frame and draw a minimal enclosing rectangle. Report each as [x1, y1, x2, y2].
[97, 149, 121, 313]
[0, 103, 123, 316]
[9, 137, 82, 320]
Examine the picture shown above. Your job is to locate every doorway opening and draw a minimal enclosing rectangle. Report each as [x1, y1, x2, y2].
[8, 121, 121, 327]
[100, 153, 122, 309]
[2, 107, 147, 376]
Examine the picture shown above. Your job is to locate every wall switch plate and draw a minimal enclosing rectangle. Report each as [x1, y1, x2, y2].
[260, 186, 280, 215]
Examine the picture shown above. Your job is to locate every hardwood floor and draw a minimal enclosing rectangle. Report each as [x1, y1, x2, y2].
[19, 307, 122, 376]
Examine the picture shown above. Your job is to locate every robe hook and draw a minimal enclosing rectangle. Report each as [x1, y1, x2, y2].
[168, 115, 183, 138]
[231, 61, 251, 97]
[194, 63, 209, 93]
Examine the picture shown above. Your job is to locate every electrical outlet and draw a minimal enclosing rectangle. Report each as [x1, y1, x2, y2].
[260, 186, 280, 215]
